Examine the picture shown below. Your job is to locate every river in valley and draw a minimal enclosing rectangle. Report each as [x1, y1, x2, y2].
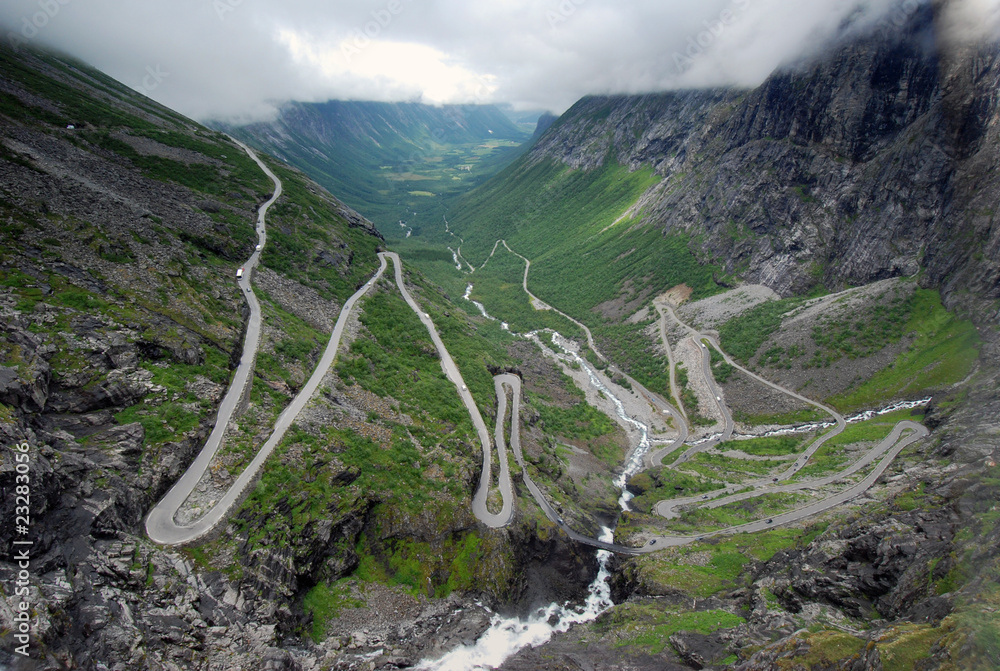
[416, 287, 660, 669]
[440, 286, 929, 670]
[464, 284, 509, 330]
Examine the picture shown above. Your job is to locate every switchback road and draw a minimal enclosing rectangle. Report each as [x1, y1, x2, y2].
[146, 142, 282, 545]
[492, 246, 927, 552]
[147, 151, 928, 553]
[147, 245, 516, 545]
[381, 252, 514, 528]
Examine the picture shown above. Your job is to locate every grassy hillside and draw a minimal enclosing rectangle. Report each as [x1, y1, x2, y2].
[445, 158, 720, 319]
[829, 289, 981, 411]
[224, 101, 532, 241]
[392, 154, 725, 395]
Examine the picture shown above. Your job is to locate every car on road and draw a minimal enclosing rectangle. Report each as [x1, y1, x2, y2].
[255, 244, 262, 251]
[716, 396, 721, 401]
[461, 385, 467, 391]
[766, 519, 773, 524]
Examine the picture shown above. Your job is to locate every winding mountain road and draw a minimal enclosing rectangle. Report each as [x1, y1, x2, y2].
[146, 148, 929, 554]
[493, 373, 650, 554]
[147, 243, 517, 544]
[658, 305, 847, 479]
[488, 243, 928, 552]
[642, 421, 929, 548]
[654, 304, 687, 421]
[499, 240, 607, 361]
[656, 420, 927, 519]
[381, 252, 514, 528]
[146, 142, 282, 545]
[629, 303, 930, 548]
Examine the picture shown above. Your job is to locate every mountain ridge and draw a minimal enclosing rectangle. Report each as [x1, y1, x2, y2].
[220, 99, 533, 238]
[454, 2, 998, 313]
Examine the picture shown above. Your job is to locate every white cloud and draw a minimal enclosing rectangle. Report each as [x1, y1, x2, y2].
[278, 30, 496, 105]
[0, 0, 944, 122]
[940, 0, 1000, 44]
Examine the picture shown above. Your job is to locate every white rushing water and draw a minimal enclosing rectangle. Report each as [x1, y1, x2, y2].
[415, 302, 928, 669]
[548, 333, 653, 510]
[463, 284, 509, 330]
[755, 398, 932, 438]
[414, 528, 616, 671]
[414, 327, 657, 670]
[683, 399, 931, 449]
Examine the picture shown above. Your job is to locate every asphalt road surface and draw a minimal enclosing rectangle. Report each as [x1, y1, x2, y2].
[473, 247, 927, 554]
[489, 371, 927, 555]
[147, 247, 517, 545]
[381, 252, 514, 528]
[655, 303, 688, 421]
[147, 185, 929, 552]
[501, 240, 607, 361]
[146, 142, 283, 545]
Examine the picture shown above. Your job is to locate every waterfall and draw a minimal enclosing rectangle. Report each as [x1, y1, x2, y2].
[414, 528, 616, 671]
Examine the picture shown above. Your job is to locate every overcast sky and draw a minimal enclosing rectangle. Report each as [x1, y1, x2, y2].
[0, 0, 980, 123]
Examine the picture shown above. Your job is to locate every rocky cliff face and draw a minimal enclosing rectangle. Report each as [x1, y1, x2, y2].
[0, 44, 390, 669]
[526, 3, 1000, 309]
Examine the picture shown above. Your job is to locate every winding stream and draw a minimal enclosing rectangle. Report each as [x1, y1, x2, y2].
[546, 333, 653, 510]
[684, 398, 932, 448]
[464, 284, 509, 330]
[754, 398, 932, 438]
[419, 302, 657, 669]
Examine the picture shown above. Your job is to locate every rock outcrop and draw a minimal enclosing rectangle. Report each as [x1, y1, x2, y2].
[524, 3, 1000, 309]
